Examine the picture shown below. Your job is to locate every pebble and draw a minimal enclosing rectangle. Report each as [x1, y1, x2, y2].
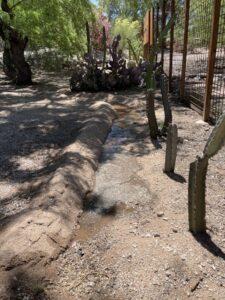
[157, 212, 164, 218]
[153, 233, 160, 238]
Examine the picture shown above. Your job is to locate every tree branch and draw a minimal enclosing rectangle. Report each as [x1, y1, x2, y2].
[11, 0, 26, 10]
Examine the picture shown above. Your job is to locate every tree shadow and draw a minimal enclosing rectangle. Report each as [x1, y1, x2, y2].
[194, 232, 225, 260]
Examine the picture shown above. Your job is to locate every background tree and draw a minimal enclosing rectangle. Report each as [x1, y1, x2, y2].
[111, 17, 142, 59]
[99, 0, 151, 21]
[0, 0, 94, 79]
[0, 0, 32, 84]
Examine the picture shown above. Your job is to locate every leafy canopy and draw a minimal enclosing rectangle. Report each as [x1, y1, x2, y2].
[0, 0, 94, 56]
[111, 17, 142, 56]
[99, 0, 152, 20]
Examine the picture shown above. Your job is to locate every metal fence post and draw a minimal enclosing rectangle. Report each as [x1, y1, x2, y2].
[203, 0, 222, 122]
[169, 0, 175, 92]
[180, 0, 190, 99]
[161, 0, 166, 67]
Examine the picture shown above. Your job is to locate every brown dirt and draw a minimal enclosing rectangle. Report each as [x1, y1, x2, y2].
[0, 72, 116, 297]
[1, 74, 225, 299]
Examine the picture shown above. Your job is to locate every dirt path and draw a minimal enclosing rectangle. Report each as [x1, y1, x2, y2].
[0, 72, 116, 297]
[36, 92, 225, 299]
[1, 79, 225, 299]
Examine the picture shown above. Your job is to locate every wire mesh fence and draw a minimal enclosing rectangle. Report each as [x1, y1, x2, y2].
[211, 0, 225, 120]
[153, 0, 225, 123]
[184, 0, 213, 112]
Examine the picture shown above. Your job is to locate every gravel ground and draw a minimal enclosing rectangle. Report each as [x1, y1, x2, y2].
[1, 77, 225, 299]
[42, 92, 225, 299]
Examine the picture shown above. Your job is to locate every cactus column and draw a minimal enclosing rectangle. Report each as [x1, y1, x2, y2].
[188, 156, 208, 234]
[188, 112, 225, 234]
[164, 124, 178, 173]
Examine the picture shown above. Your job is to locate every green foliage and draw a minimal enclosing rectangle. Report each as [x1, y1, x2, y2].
[0, 0, 94, 56]
[111, 17, 142, 57]
[99, 0, 151, 20]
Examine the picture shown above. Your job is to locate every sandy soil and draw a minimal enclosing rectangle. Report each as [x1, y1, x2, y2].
[1, 74, 225, 299]
[0, 72, 116, 297]
[47, 92, 225, 300]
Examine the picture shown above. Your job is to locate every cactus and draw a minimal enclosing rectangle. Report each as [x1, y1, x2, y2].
[160, 72, 173, 135]
[70, 35, 143, 92]
[203, 112, 225, 159]
[164, 124, 178, 173]
[188, 112, 225, 234]
[86, 21, 92, 55]
[188, 156, 208, 234]
[145, 45, 159, 140]
[146, 90, 159, 139]
[102, 26, 107, 70]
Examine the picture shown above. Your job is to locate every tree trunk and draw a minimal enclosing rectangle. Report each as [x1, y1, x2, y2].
[10, 33, 32, 85]
[0, 19, 32, 85]
[3, 46, 16, 79]
[146, 90, 159, 139]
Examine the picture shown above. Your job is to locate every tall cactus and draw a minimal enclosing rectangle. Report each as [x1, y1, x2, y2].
[164, 124, 178, 173]
[146, 47, 159, 139]
[160, 72, 172, 135]
[102, 26, 107, 70]
[145, 12, 172, 140]
[188, 112, 225, 234]
[86, 21, 92, 55]
[203, 114, 225, 158]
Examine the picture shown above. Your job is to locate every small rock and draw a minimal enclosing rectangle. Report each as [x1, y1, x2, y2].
[144, 233, 151, 238]
[172, 228, 178, 233]
[157, 212, 164, 218]
[165, 271, 172, 277]
[196, 120, 208, 126]
[153, 233, 160, 238]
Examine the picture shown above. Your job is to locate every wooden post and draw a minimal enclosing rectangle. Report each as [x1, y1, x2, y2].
[180, 0, 190, 99]
[155, 5, 159, 62]
[164, 124, 178, 173]
[203, 0, 221, 122]
[169, 0, 175, 92]
[143, 9, 154, 60]
[161, 0, 166, 67]
[150, 8, 154, 47]
[156, 5, 159, 42]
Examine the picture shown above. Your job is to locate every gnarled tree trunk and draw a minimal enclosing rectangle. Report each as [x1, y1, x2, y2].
[9, 31, 32, 85]
[0, 0, 32, 85]
[3, 46, 17, 79]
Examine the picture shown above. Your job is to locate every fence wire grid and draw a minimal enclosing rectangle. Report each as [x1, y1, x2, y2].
[153, 0, 225, 123]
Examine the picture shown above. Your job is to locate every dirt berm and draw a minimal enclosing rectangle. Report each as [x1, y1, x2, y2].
[0, 101, 116, 270]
